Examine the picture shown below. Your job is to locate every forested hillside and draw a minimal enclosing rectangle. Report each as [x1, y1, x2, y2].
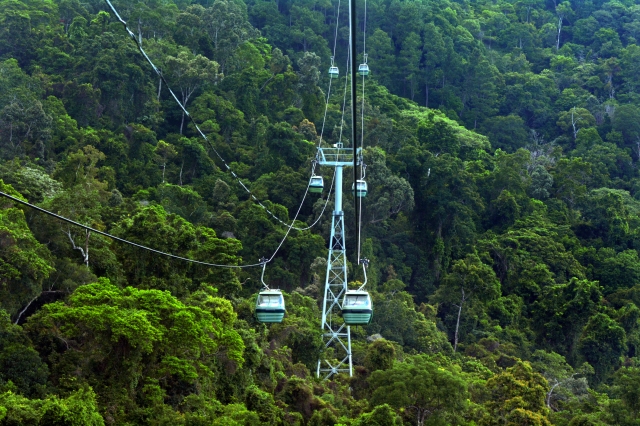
[2, 0, 640, 424]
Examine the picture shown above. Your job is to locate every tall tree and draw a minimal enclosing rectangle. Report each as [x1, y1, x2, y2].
[482, 362, 551, 426]
[164, 50, 220, 134]
[433, 253, 501, 352]
[399, 32, 422, 101]
[0, 181, 54, 319]
[369, 355, 468, 426]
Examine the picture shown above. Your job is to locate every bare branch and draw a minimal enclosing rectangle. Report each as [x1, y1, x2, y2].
[14, 295, 38, 324]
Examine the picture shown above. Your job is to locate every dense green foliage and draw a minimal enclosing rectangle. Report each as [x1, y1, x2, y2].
[2, 0, 640, 424]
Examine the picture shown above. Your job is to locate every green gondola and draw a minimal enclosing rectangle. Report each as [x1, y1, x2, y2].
[342, 290, 373, 325]
[255, 289, 285, 323]
[352, 179, 368, 197]
[309, 175, 324, 193]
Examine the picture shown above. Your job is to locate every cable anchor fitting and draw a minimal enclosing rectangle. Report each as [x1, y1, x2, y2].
[259, 258, 269, 290]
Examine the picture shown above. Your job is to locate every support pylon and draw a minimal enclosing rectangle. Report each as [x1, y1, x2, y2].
[316, 144, 361, 379]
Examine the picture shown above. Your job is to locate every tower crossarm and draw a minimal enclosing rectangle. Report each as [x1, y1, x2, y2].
[317, 147, 362, 167]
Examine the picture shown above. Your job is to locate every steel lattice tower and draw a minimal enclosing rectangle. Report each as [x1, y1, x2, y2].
[316, 145, 361, 379]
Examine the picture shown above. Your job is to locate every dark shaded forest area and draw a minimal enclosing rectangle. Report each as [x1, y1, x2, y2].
[2, 0, 640, 424]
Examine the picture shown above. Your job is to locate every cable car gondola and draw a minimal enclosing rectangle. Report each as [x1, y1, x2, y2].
[309, 175, 324, 193]
[255, 262, 285, 323]
[342, 290, 373, 325]
[329, 56, 339, 79]
[358, 54, 369, 76]
[352, 180, 368, 198]
[255, 289, 285, 323]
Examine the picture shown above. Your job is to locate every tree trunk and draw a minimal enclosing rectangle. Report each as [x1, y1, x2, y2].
[547, 379, 562, 410]
[607, 73, 615, 99]
[84, 229, 90, 267]
[416, 408, 427, 426]
[556, 16, 562, 51]
[454, 287, 467, 353]
[425, 82, 429, 108]
[434, 222, 442, 281]
[15, 295, 39, 324]
[179, 90, 193, 135]
[66, 228, 89, 267]
[571, 107, 580, 140]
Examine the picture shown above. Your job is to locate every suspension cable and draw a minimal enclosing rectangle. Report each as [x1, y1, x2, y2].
[357, 0, 367, 263]
[0, 190, 263, 268]
[303, 0, 344, 230]
[349, 0, 361, 264]
[338, 46, 351, 144]
[363, 0, 367, 59]
[19, 0, 346, 271]
[295, 168, 336, 231]
[5, 0, 350, 270]
[332, 0, 341, 59]
[102, 0, 335, 233]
